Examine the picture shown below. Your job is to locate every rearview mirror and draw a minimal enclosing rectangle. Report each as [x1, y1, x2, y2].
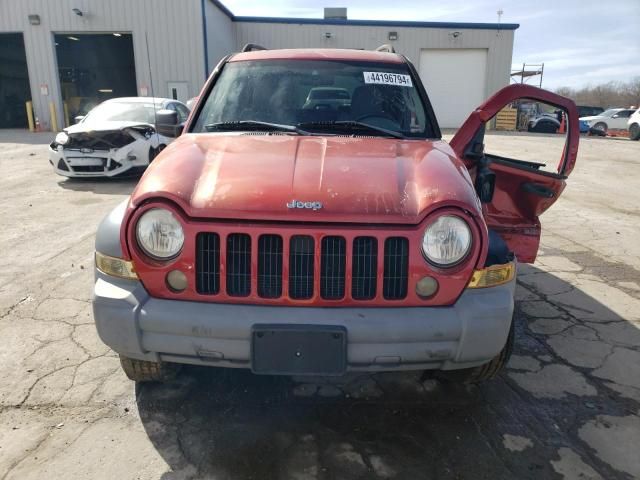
[156, 109, 183, 137]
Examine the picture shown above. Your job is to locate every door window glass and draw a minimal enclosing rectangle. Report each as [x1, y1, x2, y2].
[175, 103, 190, 122]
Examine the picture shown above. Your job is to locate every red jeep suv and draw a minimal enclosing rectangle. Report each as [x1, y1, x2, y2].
[93, 46, 579, 382]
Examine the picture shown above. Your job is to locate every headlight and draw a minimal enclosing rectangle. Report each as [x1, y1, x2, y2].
[55, 132, 69, 145]
[422, 215, 472, 267]
[136, 208, 184, 259]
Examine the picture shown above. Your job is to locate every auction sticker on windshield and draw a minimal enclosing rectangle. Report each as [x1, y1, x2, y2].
[363, 72, 413, 87]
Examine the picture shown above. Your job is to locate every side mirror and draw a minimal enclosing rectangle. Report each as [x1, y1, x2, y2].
[156, 109, 184, 137]
[612, 114, 620, 118]
[74, 115, 85, 124]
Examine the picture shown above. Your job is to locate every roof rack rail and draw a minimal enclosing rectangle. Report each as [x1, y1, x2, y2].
[375, 44, 396, 53]
[241, 43, 268, 52]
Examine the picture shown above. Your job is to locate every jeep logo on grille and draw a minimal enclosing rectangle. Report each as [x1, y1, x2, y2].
[286, 199, 323, 211]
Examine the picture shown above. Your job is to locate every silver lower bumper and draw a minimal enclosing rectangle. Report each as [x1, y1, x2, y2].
[93, 271, 515, 372]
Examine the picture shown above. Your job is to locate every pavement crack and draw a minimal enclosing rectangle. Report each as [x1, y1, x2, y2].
[469, 414, 520, 478]
[0, 429, 50, 480]
[0, 295, 33, 321]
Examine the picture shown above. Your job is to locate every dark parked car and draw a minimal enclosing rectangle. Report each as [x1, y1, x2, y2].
[577, 106, 604, 118]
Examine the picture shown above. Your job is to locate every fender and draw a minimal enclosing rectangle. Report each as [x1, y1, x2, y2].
[95, 199, 129, 258]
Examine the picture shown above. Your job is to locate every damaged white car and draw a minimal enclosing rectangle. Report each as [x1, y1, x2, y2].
[49, 97, 189, 177]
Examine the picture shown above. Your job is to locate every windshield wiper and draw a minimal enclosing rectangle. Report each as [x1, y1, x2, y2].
[204, 120, 310, 135]
[297, 121, 406, 139]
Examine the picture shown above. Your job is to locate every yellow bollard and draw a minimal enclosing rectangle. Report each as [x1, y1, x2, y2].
[26, 101, 35, 132]
[49, 101, 59, 132]
[63, 102, 70, 127]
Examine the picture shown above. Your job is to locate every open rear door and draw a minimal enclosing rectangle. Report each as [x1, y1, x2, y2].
[450, 84, 579, 263]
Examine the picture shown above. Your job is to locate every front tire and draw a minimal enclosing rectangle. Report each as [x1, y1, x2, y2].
[119, 355, 179, 382]
[593, 122, 608, 134]
[436, 319, 515, 384]
[629, 123, 640, 141]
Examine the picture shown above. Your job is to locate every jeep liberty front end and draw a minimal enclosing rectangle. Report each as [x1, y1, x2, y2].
[92, 46, 579, 382]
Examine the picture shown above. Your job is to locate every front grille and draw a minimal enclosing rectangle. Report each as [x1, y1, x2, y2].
[383, 237, 409, 300]
[289, 236, 315, 300]
[71, 165, 104, 173]
[194, 231, 410, 302]
[226, 234, 251, 297]
[196, 233, 220, 294]
[258, 235, 283, 298]
[352, 237, 378, 300]
[320, 236, 346, 299]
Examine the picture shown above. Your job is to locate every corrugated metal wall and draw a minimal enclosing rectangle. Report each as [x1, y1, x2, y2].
[0, 0, 516, 131]
[204, 1, 235, 77]
[233, 22, 515, 106]
[0, 0, 206, 130]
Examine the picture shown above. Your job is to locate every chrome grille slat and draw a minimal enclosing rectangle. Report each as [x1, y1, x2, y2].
[289, 235, 315, 300]
[352, 237, 377, 300]
[320, 236, 346, 299]
[383, 237, 409, 300]
[195, 233, 220, 294]
[226, 233, 251, 297]
[258, 234, 283, 298]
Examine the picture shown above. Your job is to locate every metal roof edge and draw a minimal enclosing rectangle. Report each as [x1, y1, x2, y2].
[232, 16, 520, 30]
[208, 0, 235, 19]
[207, 1, 520, 30]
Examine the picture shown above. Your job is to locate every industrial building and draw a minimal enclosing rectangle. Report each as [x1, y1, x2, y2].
[0, 0, 518, 130]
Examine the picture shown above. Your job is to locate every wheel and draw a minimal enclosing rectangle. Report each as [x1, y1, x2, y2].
[629, 123, 640, 141]
[436, 319, 515, 384]
[593, 122, 608, 133]
[119, 355, 179, 382]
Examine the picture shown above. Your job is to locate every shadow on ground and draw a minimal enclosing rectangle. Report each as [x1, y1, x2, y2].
[56, 175, 141, 195]
[0, 129, 53, 146]
[135, 267, 639, 480]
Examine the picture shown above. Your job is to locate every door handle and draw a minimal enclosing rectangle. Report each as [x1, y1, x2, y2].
[522, 182, 555, 198]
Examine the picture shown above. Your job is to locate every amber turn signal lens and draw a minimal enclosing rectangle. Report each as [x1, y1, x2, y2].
[95, 252, 138, 280]
[416, 276, 438, 298]
[467, 262, 515, 289]
[166, 270, 188, 292]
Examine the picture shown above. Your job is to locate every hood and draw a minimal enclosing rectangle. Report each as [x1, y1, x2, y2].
[65, 120, 152, 134]
[579, 115, 602, 122]
[130, 133, 482, 224]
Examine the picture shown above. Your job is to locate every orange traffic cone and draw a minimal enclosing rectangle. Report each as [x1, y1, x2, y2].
[558, 113, 566, 134]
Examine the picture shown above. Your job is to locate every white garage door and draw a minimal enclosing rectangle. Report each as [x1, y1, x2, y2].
[419, 49, 488, 129]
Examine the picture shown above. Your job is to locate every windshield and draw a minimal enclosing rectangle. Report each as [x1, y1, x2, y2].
[599, 109, 619, 117]
[192, 59, 434, 138]
[82, 101, 161, 124]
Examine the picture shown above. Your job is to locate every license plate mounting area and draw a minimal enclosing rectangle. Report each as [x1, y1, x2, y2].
[251, 324, 347, 376]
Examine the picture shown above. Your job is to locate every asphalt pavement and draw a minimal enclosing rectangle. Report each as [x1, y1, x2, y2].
[0, 130, 638, 479]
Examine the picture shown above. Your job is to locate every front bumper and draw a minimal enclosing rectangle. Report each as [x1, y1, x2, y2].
[48, 140, 151, 178]
[93, 269, 516, 373]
